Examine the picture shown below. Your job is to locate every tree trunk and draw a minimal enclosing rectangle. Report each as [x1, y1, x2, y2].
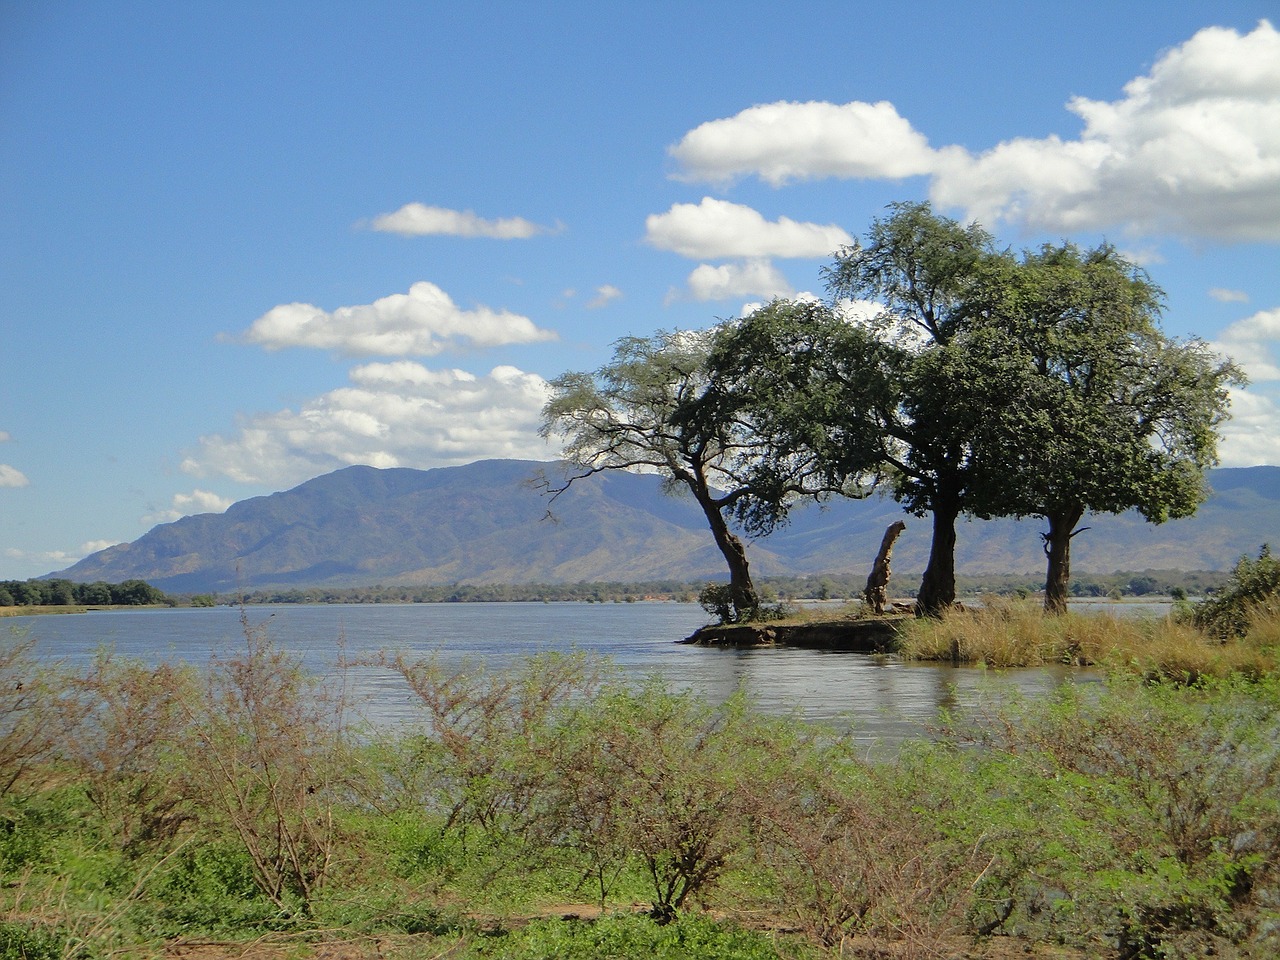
[916, 502, 959, 617]
[1042, 505, 1085, 616]
[864, 520, 907, 615]
[696, 490, 759, 621]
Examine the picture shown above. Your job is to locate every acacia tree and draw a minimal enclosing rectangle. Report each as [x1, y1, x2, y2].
[821, 202, 1008, 615]
[540, 329, 834, 623]
[966, 243, 1243, 614]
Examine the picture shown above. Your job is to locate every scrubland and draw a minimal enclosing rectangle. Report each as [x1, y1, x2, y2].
[3, 556, 1279, 960]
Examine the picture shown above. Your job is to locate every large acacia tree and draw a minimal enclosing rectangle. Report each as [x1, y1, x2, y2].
[540, 329, 836, 623]
[966, 243, 1243, 614]
[821, 202, 1009, 614]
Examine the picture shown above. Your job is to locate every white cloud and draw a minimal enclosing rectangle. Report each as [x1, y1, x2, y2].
[669, 100, 938, 186]
[181, 362, 554, 487]
[586, 284, 622, 309]
[677, 259, 794, 303]
[1218, 386, 1280, 467]
[142, 489, 235, 525]
[1213, 307, 1280, 382]
[1213, 306, 1280, 466]
[368, 203, 549, 239]
[0, 465, 28, 488]
[0, 431, 10, 442]
[3, 546, 79, 568]
[1210, 287, 1250, 303]
[936, 21, 1280, 240]
[241, 281, 557, 357]
[80, 539, 119, 555]
[645, 198, 853, 260]
[670, 21, 1280, 243]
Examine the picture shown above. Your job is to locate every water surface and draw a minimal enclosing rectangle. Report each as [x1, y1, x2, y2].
[9, 602, 1088, 748]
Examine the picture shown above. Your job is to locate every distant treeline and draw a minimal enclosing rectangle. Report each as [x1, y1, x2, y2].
[227, 568, 1233, 606]
[0, 578, 169, 607]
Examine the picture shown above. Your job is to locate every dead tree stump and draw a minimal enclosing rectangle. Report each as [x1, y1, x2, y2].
[864, 520, 907, 615]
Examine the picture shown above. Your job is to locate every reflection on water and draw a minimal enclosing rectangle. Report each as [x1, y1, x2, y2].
[9, 602, 1090, 748]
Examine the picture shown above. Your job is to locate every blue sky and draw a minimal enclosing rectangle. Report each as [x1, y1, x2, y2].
[2, 1, 1278, 580]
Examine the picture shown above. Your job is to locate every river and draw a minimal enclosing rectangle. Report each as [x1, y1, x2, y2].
[5, 601, 1094, 748]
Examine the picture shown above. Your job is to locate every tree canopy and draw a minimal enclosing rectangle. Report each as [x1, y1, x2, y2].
[540, 328, 842, 623]
[541, 202, 1241, 620]
[962, 241, 1244, 612]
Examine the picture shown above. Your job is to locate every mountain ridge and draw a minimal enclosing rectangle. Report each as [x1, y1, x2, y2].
[51, 460, 1280, 593]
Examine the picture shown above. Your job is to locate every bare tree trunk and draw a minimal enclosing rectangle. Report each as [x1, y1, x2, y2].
[695, 488, 759, 622]
[916, 502, 959, 618]
[864, 521, 907, 615]
[1042, 506, 1085, 616]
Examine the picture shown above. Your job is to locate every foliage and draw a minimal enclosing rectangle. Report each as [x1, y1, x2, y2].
[0, 921, 77, 960]
[961, 243, 1242, 613]
[66, 652, 197, 855]
[467, 912, 784, 960]
[176, 610, 352, 916]
[1192, 545, 1280, 639]
[0, 634, 84, 797]
[0, 579, 168, 608]
[953, 677, 1280, 957]
[541, 328, 848, 623]
[5, 617, 1280, 958]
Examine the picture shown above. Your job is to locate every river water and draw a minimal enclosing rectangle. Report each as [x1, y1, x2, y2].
[6, 601, 1095, 749]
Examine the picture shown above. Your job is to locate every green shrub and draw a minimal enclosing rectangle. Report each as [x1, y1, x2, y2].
[1192, 545, 1280, 638]
[0, 921, 76, 960]
[146, 841, 282, 934]
[469, 913, 784, 960]
[955, 677, 1280, 956]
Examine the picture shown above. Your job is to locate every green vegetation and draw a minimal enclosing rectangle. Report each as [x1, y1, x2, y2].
[543, 204, 1238, 622]
[893, 546, 1280, 681]
[4, 578, 1280, 959]
[225, 568, 1230, 607]
[0, 578, 168, 610]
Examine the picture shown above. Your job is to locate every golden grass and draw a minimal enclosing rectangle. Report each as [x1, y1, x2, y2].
[0, 604, 91, 617]
[896, 596, 1279, 681]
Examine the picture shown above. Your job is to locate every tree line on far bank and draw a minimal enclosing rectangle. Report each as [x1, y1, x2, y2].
[0, 578, 168, 608]
[230, 568, 1231, 607]
[542, 202, 1242, 622]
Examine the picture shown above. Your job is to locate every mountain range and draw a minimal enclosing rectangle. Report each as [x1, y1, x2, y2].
[51, 459, 1280, 594]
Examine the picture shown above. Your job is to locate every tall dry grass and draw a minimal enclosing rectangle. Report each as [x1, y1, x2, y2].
[896, 597, 1278, 680]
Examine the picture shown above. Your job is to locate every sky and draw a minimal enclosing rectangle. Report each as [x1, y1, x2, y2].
[2, 1, 1279, 580]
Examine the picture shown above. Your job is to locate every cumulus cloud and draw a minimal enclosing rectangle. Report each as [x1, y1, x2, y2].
[241, 281, 557, 357]
[670, 21, 1280, 243]
[586, 285, 623, 309]
[368, 203, 550, 239]
[181, 362, 554, 486]
[669, 100, 938, 186]
[0, 464, 28, 488]
[1213, 306, 1280, 466]
[932, 21, 1280, 240]
[676, 259, 795, 303]
[1210, 287, 1250, 303]
[645, 198, 853, 260]
[142, 489, 235, 525]
[1214, 307, 1280, 382]
[1218, 386, 1280, 466]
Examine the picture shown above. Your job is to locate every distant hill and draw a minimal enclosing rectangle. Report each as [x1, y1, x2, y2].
[51, 460, 1280, 593]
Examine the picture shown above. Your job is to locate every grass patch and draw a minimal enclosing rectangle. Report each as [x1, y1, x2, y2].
[896, 596, 1279, 679]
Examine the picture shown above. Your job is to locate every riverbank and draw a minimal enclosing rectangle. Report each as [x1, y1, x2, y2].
[0, 603, 169, 617]
[4, 622, 1277, 960]
[682, 613, 909, 651]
